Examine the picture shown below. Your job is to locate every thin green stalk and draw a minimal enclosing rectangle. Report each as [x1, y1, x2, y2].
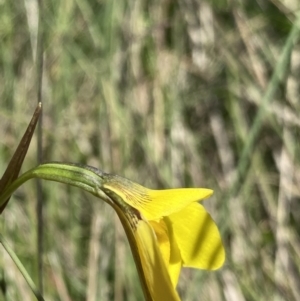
[229, 12, 300, 198]
[0, 234, 45, 301]
[36, 0, 44, 294]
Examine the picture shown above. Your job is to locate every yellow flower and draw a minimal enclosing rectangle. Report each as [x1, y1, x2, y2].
[95, 172, 225, 301]
[1, 163, 224, 301]
[0, 104, 224, 300]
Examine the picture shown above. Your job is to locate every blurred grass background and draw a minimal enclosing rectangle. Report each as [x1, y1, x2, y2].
[1, 0, 300, 300]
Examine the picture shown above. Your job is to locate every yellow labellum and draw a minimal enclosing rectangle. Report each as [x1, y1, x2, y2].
[150, 219, 181, 287]
[167, 202, 225, 270]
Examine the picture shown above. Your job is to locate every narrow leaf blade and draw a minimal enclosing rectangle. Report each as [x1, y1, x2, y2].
[0, 103, 42, 213]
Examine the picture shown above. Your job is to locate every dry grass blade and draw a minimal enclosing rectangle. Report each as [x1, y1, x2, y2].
[0, 103, 42, 213]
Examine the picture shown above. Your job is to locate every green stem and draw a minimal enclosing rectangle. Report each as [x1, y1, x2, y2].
[0, 163, 106, 208]
[36, 0, 44, 293]
[0, 234, 45, 301]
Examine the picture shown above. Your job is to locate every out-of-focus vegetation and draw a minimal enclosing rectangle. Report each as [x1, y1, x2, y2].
[1, 0, 300, 300]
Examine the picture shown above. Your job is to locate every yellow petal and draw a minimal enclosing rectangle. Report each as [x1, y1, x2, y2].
[168, 203, 225, 270]
[102, 175, 213, 220]
[150, 219, 182, 288]
[149, 220, 170, 267]
[146, 189, 213, 220]
[113, 205, 181, 301]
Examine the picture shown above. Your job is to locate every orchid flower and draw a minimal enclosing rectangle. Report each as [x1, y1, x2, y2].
[0, 103, 224, 301]
[0, 163, 225, 301]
